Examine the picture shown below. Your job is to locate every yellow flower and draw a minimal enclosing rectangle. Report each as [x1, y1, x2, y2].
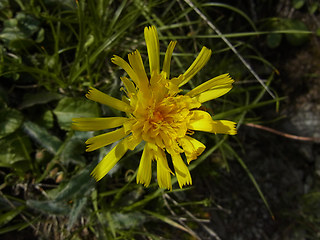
[72, 26, 236, 190]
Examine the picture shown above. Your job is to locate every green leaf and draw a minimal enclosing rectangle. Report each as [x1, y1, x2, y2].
[0, 205, 25, 226]
[54, 166, 95, 202]
[0, 0, 10, 10]
[284, 19, 309, 46]
[84, 34, 95, 49]
[40, 110, 54, 129]
[9, 38, 34, 50]
[292, 0, 305, 9]
[302, 192, 320, 208]
[0, 132, 32, 168]
[0, 108, 23, 139]
[0, 12, 40, 50]
[36, 28, 45, 43]
[20, 91, 62, 109]
[0, 19, 24, 43]
[53, 97, 100, 130]
[23, 121, 62, 154]
[26, 199, 70, 215]
[110, 212, 146, 230]
[309, 2, 319, 14]
[266, 33, 282, 48]
[0, 218, 38, 234]
[37, 167, 94, 216]
[60, 136, 86, 165]
[44, 0, 77, 9]
[67, 197, 88, 230]
[16, 12, 40, 36]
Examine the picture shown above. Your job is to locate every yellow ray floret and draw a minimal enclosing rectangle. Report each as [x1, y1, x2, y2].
[187, 74, 234, 103]
[144, 26, 160, 76]
[111, 55, 140, 86]
[72, 117, 129, 131]
[178, 136, 206, 164]
[156, 147, 173, 190]
[171, 152, 192, 188]
[85, 127, 128, 152]
[91, 138, 129, 181]
[162, 41, 177, 79]
[128, 50, 149, 92]
[120, 77, 136, 95]
[86, 87, 131, 113]
[172, 47, 212, 87]
[136, 142, 153, 187]
[189, 110, 237, 135]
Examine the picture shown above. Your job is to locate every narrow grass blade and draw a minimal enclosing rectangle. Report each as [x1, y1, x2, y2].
[225, 145, 275, 219]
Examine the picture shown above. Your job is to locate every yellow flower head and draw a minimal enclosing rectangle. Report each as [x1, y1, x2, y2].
[72, 26, 236, 190]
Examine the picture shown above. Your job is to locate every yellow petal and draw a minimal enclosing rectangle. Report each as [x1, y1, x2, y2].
[120, 77, 136, 95]
[111, 55, 140, 86]
[86, 87, 131, 113]
[121, 95, 130, 106]
[189, 110, 237, 135]
[186, 74, 233, 98]
[125, 134, 142, 150]
[155, 146, 172, 190]
[123, 119, 136, 134]
[128, 50, 149, 92]
[144, 26, 160, 77]
[85, 127, 128, 152]
[136, 143, 153, 187]
[189, 110, 213, 129]
[211, 120, 237, 135]
[171, 152, 192, 188]
[157, 160, 172, 190]
[162, 41, 177, 79]
[155, 146, 173, 175]
[159, 131, 173, 149]
[72, 117, 129, 131]
[173, 47, 212, 87]
[91, 138, 128, 181]
[193, 87, 233, 103]
[178, 136, 206, 164]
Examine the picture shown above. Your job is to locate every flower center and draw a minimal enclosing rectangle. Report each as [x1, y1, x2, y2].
[151, 109, 164, 123]
[131, 94, 201, 150]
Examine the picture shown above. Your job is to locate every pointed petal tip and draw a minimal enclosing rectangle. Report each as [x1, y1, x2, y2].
[90, 170, 102, 182]
[178, 180, 192, 189]
[201, 46, 212, 57]
[144, 25, 157, 32]
[229, 128, 237, 135]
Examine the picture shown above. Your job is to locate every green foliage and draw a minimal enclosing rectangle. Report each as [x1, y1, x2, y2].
[53, 97, 100, 130]
[0, 108, 23, 138]
[0, 0, 318, 239]
[292, 0, 305, 9]
[23, 120, 62, 154]
[0, 131, 32, 170]
[265, 18, 310, 48]
[0, 12, 41, 50]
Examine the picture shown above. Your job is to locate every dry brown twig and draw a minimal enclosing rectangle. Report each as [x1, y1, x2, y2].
[245, 123, 320, 143]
